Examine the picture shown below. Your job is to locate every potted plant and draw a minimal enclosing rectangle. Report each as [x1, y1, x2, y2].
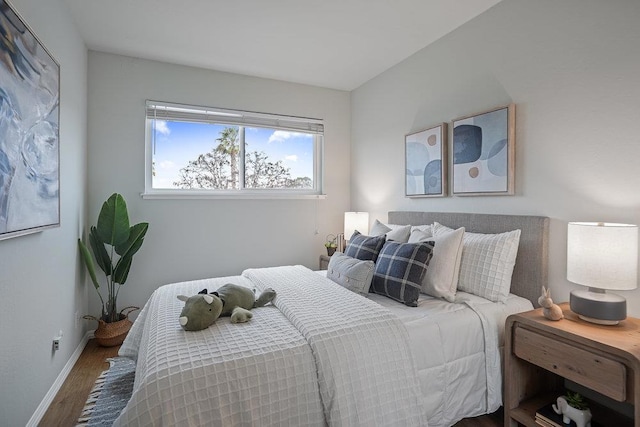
[552, 391, 592, 427]
[565, 391, 589, 411]
[325, 234, 337, 256]
[78, 193, 149, 346]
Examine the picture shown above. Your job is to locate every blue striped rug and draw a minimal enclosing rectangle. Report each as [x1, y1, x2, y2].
[76, 357, 135, 426]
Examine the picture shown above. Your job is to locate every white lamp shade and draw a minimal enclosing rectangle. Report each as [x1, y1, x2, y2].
[344, 212, 369, 240]
[567, 222, 638, 291]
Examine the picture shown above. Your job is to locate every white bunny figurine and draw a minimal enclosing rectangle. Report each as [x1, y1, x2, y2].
[538, 286, 564, 321]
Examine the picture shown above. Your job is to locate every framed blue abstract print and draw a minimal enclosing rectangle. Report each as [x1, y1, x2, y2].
[0, 0, 60, 240]
[405, 123, 447, 197]
[452, 104, 515, 196]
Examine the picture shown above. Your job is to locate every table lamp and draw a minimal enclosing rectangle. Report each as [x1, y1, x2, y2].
[567, 222, 638, 325]
[340, 212, 369, 251]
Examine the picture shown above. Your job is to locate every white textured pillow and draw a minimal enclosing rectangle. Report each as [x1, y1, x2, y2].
[433, 222, 521, 302]
[326, 252, 375, 294]
[369, 219, 411, 243]
[409, 227, 465, 302]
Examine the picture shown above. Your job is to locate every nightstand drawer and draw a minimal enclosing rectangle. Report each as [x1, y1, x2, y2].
[513, 325, 627, 401]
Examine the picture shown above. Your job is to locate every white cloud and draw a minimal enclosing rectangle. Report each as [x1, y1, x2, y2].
[268, 130, 312, 143]
[159, 160, 175, 169]
[285, 155, 298, 162]
[154, 120, 170, 135]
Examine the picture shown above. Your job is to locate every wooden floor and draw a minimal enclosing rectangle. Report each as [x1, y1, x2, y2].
[454, 408, 502, 426]
[39, 339, 120, 427]
[39, 339, 502, 426]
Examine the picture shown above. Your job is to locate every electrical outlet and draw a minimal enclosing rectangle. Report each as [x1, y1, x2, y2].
[53, 330, 63, 351]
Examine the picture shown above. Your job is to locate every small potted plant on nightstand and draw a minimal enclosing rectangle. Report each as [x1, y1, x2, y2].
[552, 391, 592, 427]
[325, 234, 337, 256]
[565, 391, 589, 412]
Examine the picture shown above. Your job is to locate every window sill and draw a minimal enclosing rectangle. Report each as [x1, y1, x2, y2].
[141, 191, 327, 200]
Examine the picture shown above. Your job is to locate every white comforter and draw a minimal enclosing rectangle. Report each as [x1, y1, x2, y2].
[116, 266, 427, 426]
[369, 291, 533, 426]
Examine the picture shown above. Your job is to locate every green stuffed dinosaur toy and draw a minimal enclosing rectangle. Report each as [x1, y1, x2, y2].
[177, 284, 276, 331]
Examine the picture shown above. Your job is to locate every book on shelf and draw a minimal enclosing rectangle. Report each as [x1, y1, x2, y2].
[535, 417, 560, 427]
[536, 402, 575, 427]
[535, 402, 603, 427]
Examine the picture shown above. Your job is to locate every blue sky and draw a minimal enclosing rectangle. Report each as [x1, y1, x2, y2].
[152, 120, 314, 188]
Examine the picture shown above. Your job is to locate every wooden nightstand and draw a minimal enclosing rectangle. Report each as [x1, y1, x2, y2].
[319, 254, 331, 270]
[505, 302, 639, 426]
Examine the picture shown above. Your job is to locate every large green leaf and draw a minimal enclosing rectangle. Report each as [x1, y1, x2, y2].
[78, 239, 100, 290]
[113, 255, 133, 284]
[115, 222, 149, 258]
[89, 226, 112, 276]
[96, 193, 130, 246]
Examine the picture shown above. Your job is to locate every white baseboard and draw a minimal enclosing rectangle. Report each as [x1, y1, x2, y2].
[26, 331, 92, 427]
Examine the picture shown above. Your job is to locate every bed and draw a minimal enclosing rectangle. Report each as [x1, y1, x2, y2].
[114, 211, 549, 427]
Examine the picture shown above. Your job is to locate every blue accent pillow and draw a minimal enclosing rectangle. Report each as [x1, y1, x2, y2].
[344, 231, 386, 262]
[371, 241, 435, 307]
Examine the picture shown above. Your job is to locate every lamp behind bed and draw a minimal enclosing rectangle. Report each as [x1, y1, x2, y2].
[340, 212, 369, 252]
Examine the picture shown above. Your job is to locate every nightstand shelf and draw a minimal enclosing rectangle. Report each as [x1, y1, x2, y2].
[509, 393, 557, 427]
[510, 393, 633, 427]
[505, 303, 639, 427]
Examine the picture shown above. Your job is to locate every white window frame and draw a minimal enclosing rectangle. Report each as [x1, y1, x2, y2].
[142, 100, 325, 199]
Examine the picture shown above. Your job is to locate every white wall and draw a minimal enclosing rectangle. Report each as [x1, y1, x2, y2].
[86, 52, 351, 317]
[351, 0, 640, 314]
[0, 0, 87, 425]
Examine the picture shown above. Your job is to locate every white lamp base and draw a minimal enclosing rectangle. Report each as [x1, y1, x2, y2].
[577, 314, 620, 326]
[569, 289, 627, 325]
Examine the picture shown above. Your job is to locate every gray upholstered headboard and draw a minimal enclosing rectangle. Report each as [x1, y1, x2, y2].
[388, 211, 549, 307]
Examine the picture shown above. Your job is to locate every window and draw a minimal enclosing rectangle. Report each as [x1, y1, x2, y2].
[144, 101, 324, 198]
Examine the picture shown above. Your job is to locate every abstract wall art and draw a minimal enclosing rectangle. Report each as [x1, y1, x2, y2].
[452, 104, 515, 196]
[0, 0, 60, 240]
[405, 123, 447, 197]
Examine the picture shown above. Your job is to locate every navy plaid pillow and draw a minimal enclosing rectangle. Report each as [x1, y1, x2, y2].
[371, 241, 435, 307]
[344, 231, 386, 262]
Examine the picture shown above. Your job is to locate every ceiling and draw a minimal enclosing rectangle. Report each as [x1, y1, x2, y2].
[64, 0, 502, 91]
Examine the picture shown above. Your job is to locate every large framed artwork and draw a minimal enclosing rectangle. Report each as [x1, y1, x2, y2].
[0, 0, 60, 240]
[405, 123, 447, 197]
[452, 104, 515, 196]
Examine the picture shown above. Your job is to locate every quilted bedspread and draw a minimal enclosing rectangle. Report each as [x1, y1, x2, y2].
[115, 266, 427, 426]
[243, 266, 427, 426]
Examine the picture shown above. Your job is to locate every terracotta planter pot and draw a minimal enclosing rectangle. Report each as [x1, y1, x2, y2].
[84, 306, 139, 347]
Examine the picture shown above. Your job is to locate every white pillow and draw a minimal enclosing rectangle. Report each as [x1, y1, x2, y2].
[407, 228, 431, 243]
[369, 219, 411, 243]
[409, 226, 465, 302]
[326, 252, 375, 294]
[433, 222, 521, 302]
[369, 219, 390, 236]
[410, 224, 432, 235]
